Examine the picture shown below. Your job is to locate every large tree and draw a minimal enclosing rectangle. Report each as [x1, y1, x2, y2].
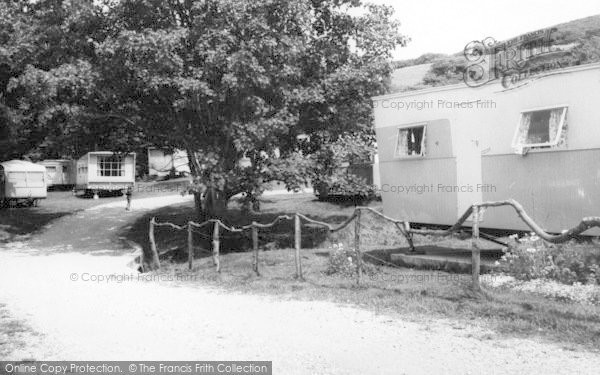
[3, 0, 407, 219]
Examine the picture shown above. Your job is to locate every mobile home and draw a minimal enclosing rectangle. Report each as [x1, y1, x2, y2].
[372, 63, 600, 234]
[38, 159, 76, 188]
[75, 152, 136, 194]
[147, 148, 190, 177]
[0, 160, 47, 206]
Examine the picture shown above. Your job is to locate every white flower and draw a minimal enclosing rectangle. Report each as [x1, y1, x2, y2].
[526, 248, 537, 253]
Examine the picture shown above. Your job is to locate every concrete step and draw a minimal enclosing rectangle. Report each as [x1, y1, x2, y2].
[388, 246, 502, 274]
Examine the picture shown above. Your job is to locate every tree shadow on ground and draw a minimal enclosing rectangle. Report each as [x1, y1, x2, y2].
[121, 197, 355, 262]
[0, 208, 72, 244]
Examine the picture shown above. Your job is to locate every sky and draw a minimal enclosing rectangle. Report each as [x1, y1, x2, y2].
[372, 0, 600, 60]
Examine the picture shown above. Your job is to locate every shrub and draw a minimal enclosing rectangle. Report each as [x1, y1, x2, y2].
[325, 243, 377, 277]
[500, 234, 600, 285]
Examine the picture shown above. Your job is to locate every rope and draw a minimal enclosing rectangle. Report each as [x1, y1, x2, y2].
[153, 199, 600, 246]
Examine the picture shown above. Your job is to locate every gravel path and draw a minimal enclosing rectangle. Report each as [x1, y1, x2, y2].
[1, 196, 600, 374]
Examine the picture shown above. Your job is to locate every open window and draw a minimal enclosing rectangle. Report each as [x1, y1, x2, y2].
[512, 106, 567, 154]
[395, 124, 426, 158]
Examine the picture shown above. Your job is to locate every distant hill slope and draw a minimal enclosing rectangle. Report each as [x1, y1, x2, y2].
[388, 63, 432, 92]
[389, 14, 600, 93]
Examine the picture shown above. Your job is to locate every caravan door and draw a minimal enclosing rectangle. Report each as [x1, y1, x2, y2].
[454, 123, 483, 222]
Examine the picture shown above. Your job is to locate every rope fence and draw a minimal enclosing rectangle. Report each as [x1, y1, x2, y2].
[143, 198, 600, 291]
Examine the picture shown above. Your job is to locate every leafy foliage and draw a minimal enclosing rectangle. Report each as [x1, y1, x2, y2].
[500, 234, 600, 285]
[311, 133, 378, 199]
[325, 242, 376, 277]
[0, 0, 407, 217]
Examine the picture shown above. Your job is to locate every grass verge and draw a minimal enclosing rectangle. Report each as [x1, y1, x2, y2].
[158, 249, 600, 352]
[0, 303, 35, 359]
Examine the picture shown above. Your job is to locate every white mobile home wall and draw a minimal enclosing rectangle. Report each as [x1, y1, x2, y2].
[0, 160, 47, 202]
[38, 159, 76, 187]
[75, 152, 136, 192]
[373, 63, 600, 234]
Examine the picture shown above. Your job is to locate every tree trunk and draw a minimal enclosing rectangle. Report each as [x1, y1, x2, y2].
[184, 149, 232, 221]
[203, 186, 227, 219]
[193, 191, 206, 222]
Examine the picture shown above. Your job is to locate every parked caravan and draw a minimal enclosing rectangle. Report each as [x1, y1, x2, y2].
[0, 160, 47, 207]
[38, 159, 76, 189]
[314, 158, 381, 200]
[372, 63, 600, 234]
[74, 152, 136, 195]
[147, 148, 190, 178]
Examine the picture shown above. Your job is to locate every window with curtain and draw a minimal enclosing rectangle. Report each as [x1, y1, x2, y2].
[97, 155, 124, 177]
[395, 125, 426, 157]
[513, 107, 567, 150]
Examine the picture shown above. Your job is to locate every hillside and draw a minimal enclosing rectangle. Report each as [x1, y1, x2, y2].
[390, 14, 600, 92]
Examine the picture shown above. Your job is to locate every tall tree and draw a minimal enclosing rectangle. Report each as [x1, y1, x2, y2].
[3, 0, 407, 219]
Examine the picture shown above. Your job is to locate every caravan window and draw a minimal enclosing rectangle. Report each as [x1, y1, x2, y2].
[27, 172, 45, 187]
[97, 155, 124, 177]
[513, 107, 567, 149]
[8, 172, 27, 187]
[395, 125, 426, 157]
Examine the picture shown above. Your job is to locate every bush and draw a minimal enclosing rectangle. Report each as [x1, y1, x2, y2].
[325, 243, 376, 277]
[311, 134, 379, 201]
[500, 234, 600, 285]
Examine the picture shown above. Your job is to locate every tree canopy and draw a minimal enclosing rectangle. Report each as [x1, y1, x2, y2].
[0, 0, 407, 217]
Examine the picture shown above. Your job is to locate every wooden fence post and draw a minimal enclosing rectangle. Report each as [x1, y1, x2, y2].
[212, 221, 221, 273]
[252, 223, 260, 276]
[294, 214, 303, 280]
[355, 209, 362, 286]
[471, 205, 481, 291]
[140, 217, 160, 272]
[404, 221, 416, 253]
[145, 217, 160, 271]
[187, 223, 193, 270]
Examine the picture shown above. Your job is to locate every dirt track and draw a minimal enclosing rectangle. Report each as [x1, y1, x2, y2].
[1, 196, 599, 374]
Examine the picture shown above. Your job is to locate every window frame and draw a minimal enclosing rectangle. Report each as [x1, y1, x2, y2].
[394, 123, 427, 159]
[97, 155, 125, 177]
[8, 171, 27, 187]
[511, 105, 568, 149]
[77, 165, 88, 175]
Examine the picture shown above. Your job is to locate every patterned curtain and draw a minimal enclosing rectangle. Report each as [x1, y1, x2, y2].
[396, 129, 408, 156]
[548, 108, 563, 142]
